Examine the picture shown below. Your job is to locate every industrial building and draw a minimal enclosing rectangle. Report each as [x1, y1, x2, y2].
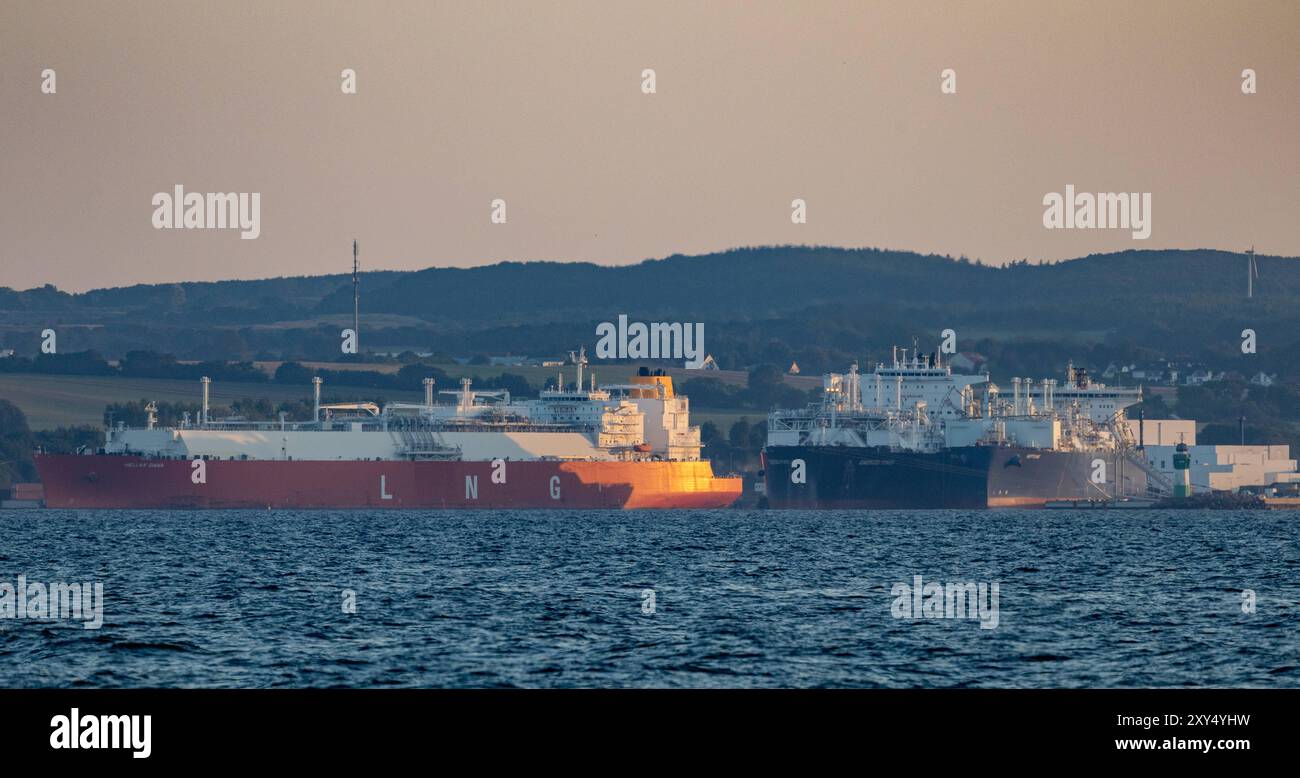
[1126, 419, 1300, 493]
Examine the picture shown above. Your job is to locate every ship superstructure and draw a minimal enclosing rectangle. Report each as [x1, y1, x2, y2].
[764, 348, 1161, 508]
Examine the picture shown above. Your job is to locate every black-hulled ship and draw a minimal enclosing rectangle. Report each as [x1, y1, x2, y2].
[762, 348, 1165, 508]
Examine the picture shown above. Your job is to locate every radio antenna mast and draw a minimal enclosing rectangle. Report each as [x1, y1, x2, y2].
[1247, 245, 1258, 299]
[352, 239, 360, 354]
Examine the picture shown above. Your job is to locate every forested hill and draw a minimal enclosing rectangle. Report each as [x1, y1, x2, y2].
[312, 247, 1300, 327]
[2, 247, 1294, 326]
[1, 247, 1297, 376]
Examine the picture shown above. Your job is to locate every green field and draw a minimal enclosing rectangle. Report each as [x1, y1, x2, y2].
[692, 408, 767, 434]
[0, 374, 423, 430]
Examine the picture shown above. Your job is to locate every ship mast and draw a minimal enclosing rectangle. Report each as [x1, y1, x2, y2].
[569, 346, 587, 392]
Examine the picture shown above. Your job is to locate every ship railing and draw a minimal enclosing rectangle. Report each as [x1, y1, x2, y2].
[436, 421, 594, 433]
[768, 415, 901, 434]
[180, 420, 324, 432]
[390, 428, 463, 460]
[388, 418, 596, 434]
[401, 449, 463, 460]
[768, 409, 899, 425]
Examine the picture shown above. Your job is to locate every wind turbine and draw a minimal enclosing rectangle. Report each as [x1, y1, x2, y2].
[1247, 245, 1259, 298]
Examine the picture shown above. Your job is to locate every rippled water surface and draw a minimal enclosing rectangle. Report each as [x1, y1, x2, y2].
[1, 509, 1296, 687]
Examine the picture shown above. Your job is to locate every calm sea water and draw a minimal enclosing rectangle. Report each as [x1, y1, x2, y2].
[0, 509, 1296, 688]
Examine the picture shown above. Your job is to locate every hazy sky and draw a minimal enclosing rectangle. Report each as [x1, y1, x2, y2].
[2, 0, 1296, 292]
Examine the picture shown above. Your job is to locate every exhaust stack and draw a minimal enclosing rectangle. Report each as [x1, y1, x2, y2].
[200, 376, 211, 426]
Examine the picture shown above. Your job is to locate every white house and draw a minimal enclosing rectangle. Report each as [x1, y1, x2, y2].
[1183, 368, 1221, 386]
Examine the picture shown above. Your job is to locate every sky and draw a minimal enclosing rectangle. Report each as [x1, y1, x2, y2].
[1, 0, 1297, 292]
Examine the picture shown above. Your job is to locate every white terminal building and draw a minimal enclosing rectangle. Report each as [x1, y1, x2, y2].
[1126, 419, 1300, 494]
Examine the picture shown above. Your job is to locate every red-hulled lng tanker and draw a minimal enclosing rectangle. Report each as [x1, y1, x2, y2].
[36, 353, 742, 510]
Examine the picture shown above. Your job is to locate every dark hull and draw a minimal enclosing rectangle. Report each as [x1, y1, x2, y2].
[763, 445, 1148, 509]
